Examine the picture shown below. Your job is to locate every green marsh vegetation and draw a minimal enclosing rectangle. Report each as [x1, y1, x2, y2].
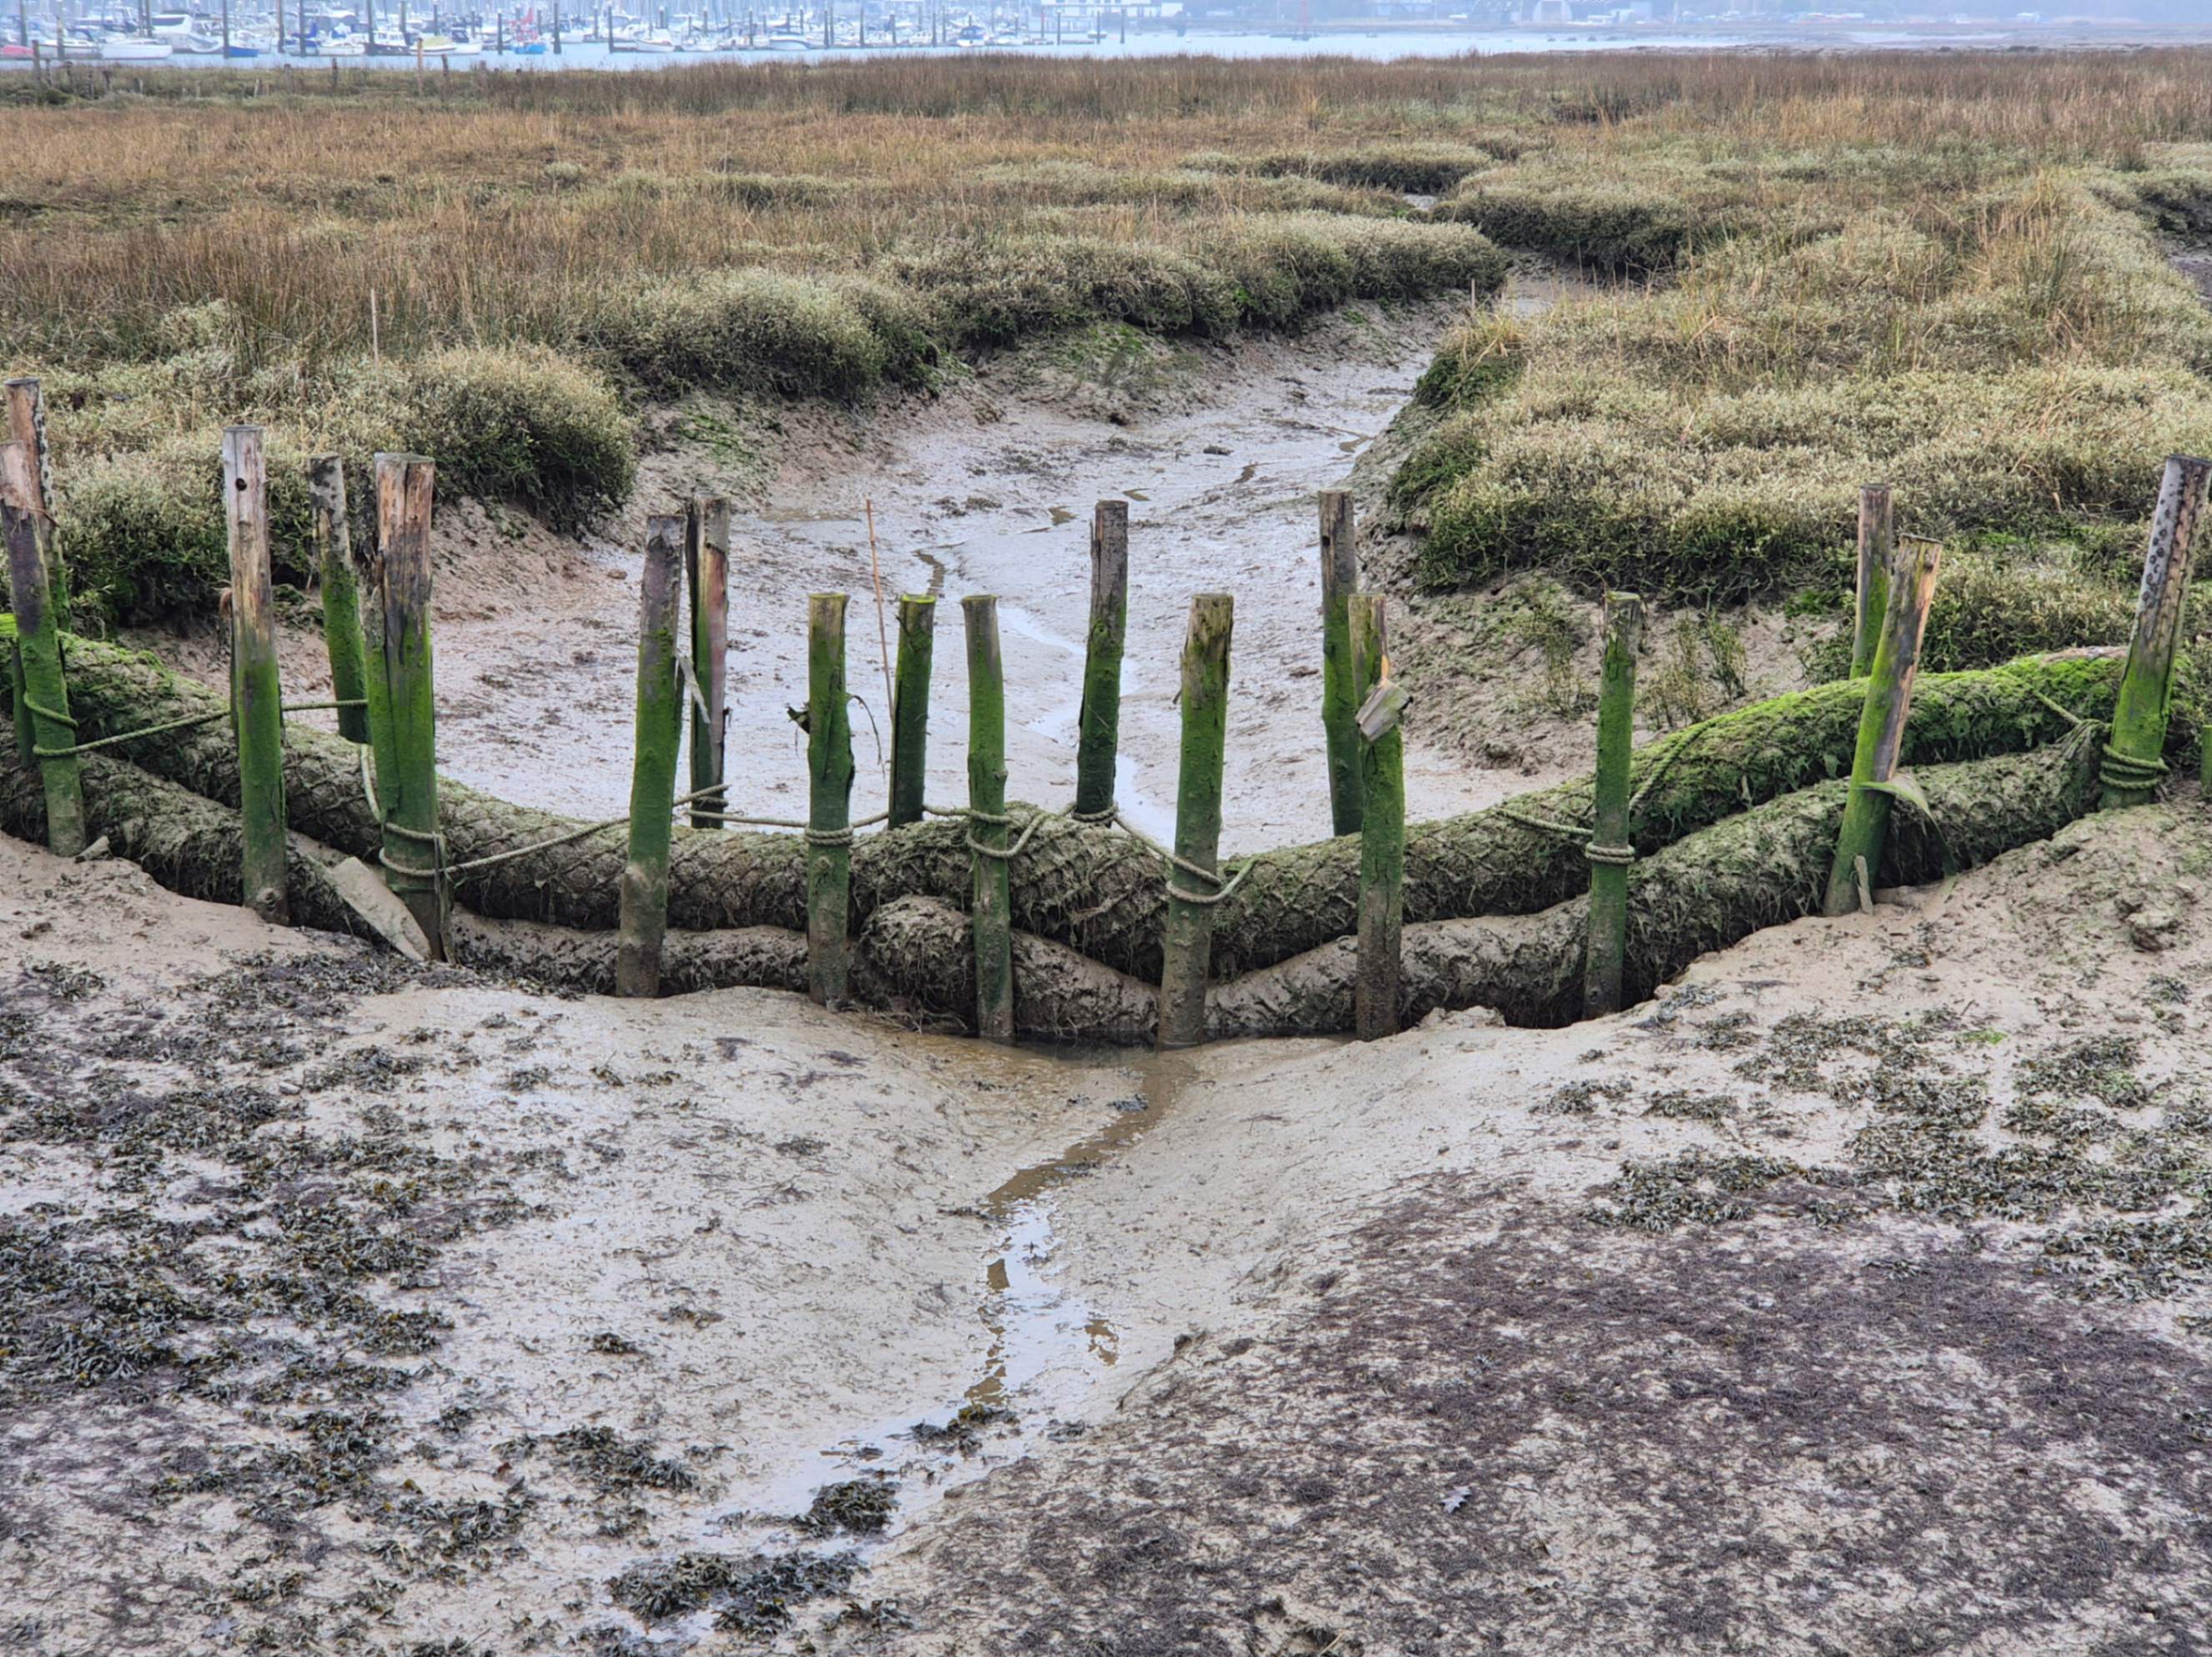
[8, 49, 2212, 646]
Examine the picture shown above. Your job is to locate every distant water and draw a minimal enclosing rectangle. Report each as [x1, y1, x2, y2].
[5, 28, 1757, 71]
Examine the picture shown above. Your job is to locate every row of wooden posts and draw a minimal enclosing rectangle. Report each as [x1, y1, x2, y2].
[3, 364, 2205, 1044]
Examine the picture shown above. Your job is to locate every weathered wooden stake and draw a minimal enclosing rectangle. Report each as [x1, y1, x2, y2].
[685, 495, 730, 829]
[1582, 592, 1643, 1018]
[889, 594, 934, 829]
[1822, 539, 1941, 917]
[224, 426, 289, 924]
[964, 595, 1014, 1042]
[806, 593, 855, 1007]
[1350, 594, 1405, 1042]
[618, 517, 683, 997]
[365, 454, 445, 957]
[1073, 499, 1129, 819]
[0, 440, 83, 856]
[7, 379, 57, 771]
[2104, 454, 2211, 811]
[1159, 593, 1234, 1051]
[1853, 485, 1893, 679]
[1319, 490, 1362, 837]
[309, 456, 372, 746]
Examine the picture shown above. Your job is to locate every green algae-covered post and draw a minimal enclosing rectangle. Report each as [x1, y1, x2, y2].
[1853, 485, 1893, 680]
[366, 453, 445, 957]
[1073, 500, 1129, 820]
[1583, 592, 1643, 1018]
[618, 516, 684, 997]
[309, 455, 372, 746]
[0, 439, 82, 856]
[1319, 490, 1361, 838]
[807, 593, 856, 1007]
[1350, 594, 1405, 1042]
[2104, 454, 2210, 811]
[6, 379, 62, 773]
[685, 495, 730, 830]
[889, 595, 935, 829]
[1822, 539, 1940, 917]
[964, 594, 1013, 1042]
[1159, 593, 1234, 1050]
[224, 425, 289, 925]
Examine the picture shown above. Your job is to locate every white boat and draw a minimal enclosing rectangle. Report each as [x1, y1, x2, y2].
[316, 34, 367, 53]
[631, 30, 676, 49]
[762, 28, 810, 47]
[99, 34, 175, 58]
[170, 30, 224, 53]
[416, 33, 482, 53]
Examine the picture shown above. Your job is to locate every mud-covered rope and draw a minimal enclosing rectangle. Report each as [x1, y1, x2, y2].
[1583, 841, 1636, 868]
[2099, 744, 2169, 794]
[1501, 805, 1592, 841]
[28, 696, 367, 759]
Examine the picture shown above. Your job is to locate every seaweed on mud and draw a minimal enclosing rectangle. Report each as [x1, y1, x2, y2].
[1602, 1014, 2212, 1299]
[910, 1399, 1014, 1452]
[20, 959, 108, 1002]
[1586, 1148, 1811, 1231]
[797, 1477, 897, 1537]
[607, 1549, 862, 1630]
[500, 1424, 698, 1494]
[1641, 1089, 1738, 1123]
[1536, 1077, 1630, 1117]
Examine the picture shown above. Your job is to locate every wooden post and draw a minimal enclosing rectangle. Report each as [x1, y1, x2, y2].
[1822, 540, 1940, 917]
[1319, 490, 1361, 837]
[1158, 594, 1234, 1051]
[1073, 499, 1129, 820]
[1582, 592, 1642, 1018]
[224, 427, 289, 925]
[2104, 454, 2211, 811]
[684, 495, 729, 829]
[1350, 595, 1405, 1042]
[888, 594, 934, 829]
[5, 379, 57, 776]
[806, 594, 854, 1007]
[309, 455, 372, 745]
[1853, 485, 1893, 679]
[618, 517, 683, 997]
[365, 454, 445, 957]
[0, 441, 83, 857]
[964, 595, 1013, 1042]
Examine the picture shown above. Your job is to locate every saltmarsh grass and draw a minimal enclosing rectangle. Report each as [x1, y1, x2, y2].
[9, 48, 2212, 622]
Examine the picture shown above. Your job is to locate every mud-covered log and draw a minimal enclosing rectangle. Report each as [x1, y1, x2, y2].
[0, 741, 368, 939]
[23, 635, 2129, 975]
[5, 731, 2099, 1041]
[854, 731, 2103, 1041]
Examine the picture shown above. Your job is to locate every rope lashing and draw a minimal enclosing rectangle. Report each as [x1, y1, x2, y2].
[1583, 841, 1636, 868]
[1501, 805, 1593, 841]
[2099, 743, 2169, 794]
[2031, 690, 2088, 731]
[25, 696, 368, 759]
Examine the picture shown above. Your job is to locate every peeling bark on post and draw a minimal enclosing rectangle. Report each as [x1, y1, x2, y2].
[1159, 593, 1234, 1050]
[1822, 539, 1940, 916]
[1582, 592, 1642, 1018]
[889, 595, 935, 830]
[365, 454, 445, 957]
[1319, 490, 1361, 838]
[965, 595, 1013, 1042]
[685, 495, 730, 830]
[807, 593, 855, 1006]
[309, 456, 372, 746]
[224, 426, 289, 925]
[1073, 500, 1129, 820]
[0, 440, 82, 857]
[6, 378, 63, 614]
[1350, 595, 1404, 1042]
[1853, 485, 1893, 680]
[618, 517, 684, 997]
[2104, 454, 2211, 811]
